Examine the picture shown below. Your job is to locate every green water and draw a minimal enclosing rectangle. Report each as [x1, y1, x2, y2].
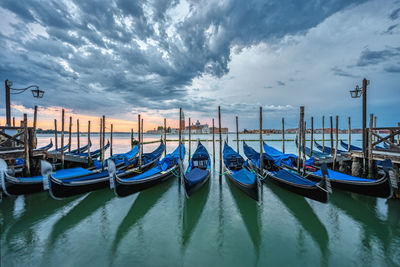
[1, 134, 399, 266]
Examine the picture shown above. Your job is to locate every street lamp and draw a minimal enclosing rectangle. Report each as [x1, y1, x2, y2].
[4, 79, 45, 126]
[349, 78, 369, 171]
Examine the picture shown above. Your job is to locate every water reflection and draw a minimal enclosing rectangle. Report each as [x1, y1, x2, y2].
[330, 191, 396, 264]
[5, 193, 80, 245]
[226, 174, 261, 261]
[111, 178, 175, 256]
[181, 179, 210, 248]
[266, 182, 329, 261]
[47, 190, 114, 246]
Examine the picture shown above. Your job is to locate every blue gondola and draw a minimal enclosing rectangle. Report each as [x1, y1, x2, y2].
[244, 142, 329, 203]
[314, 140, 345, 155]
[110, 144, 184, 197]
[270, 142, 395, 198]
[223, 142, 258, 200]
[183, 141, 211, 197]
[45, 142, 165, 199]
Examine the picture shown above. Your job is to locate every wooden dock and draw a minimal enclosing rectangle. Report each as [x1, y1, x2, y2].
[349, 150, 400, 164]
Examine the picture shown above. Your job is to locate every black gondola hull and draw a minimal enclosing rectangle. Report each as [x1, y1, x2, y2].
[114, 165, 179, 197]
[224, 167, 259, 201]
[183, 172, 210, 198]
[247, 161, 328, 203]
[49, 160, 159, 199]
[283, 164, 393, 198]
[3, 179, 43, 195]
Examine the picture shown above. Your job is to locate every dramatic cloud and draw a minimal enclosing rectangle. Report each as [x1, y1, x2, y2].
[0, 0, 399, 130]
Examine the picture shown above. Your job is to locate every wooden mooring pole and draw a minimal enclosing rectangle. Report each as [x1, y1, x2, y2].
[61, 109, 65, 168]
[130, 128, 133, 149]
[322, 116, 325, 153]
[212, 118, 215, 164]
[77, 119, 80, 153]
[330, 116, 334, 155]
[138, 115, 142, 170]
[164, 118, 167, 156]
[110, 123, 113, 156]
[398, 122, 400, 145]
[333, 116, 339, 170]
[302, 120, 306, 173]
[23, 114, 30, 176]
[188, 117, 191, 160]
[236, 116, 239, 153]
[259, 107, 263, 172]
[218, 106, 222, 178]
[179, 108, 182, 165]
[373, 116, 377, 148]
[297, 106, 304, 173]
[348, 117, 351, 151]
[68, 116, 72, 153]
[33, 105, 37, 148]
[54, 119, 58, 150]
[87, 120, 91, 163]
[141, 118, 144, 160]
[282, 117, 285, 154]
[12, 117, 15, 127]
[310, 117, 314, 156]
[102, 116, 105, 171]
[368, 114, 374, 177]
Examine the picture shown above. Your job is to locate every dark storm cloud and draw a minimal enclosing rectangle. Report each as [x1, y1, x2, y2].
[384, 65, 400, 73]
[389, 7, 400, 20]
[356, 47, 400, 67]
[0, 0, 368, 116]
[331, 66, 358, 78]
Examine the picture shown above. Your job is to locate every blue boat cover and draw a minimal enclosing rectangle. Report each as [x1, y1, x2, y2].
[263, 142, 314, 167]
[231, 168, 256, 185]
[273, 169, 317, 185]
[296, 139, 330, 159]
[314, 141, 345, 155]
[313, 168, 372, 182]
[93, 145, 140, 169]
[17, 167, 93, 182]
[123, 144, 184, 181]
[223, 142, 256, 185]
[185, 142, 210, 186]
[185, 168, 209, 186]
[243, 142, 273, 168]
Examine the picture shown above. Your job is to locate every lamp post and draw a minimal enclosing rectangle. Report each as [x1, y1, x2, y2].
[349, 78, 369, 166]
[4, 79, 44, 126]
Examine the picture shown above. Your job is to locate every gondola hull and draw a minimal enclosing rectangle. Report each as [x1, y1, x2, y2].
[49, 160, 159, 198]
[114, 164, 179, 197]
[2, 178, 43, 195]
[299, 170, 391, 198]
[247, 161, 327, 203]
[224, 166, 259, 201]
[183, 171, 210, 197]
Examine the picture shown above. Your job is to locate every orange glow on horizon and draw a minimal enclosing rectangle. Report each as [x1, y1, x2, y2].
[0, 104, 182, 132]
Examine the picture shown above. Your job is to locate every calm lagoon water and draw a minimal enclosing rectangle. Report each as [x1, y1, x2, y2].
[1, 133, 399, 266]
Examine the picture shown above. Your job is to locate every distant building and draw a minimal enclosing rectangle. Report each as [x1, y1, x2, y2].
[184, 120, 210, 134]
[209, 127, 229, 134]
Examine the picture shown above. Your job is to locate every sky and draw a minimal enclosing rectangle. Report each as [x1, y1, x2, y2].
[0, 0, 399, 132]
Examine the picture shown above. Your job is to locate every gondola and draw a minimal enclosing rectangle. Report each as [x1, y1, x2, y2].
[295, 137, 331, 159]
[69, 141, 92, 154]
[223, 142, 259, 201]
[244, 142, 329, 203]
[72, 140, 110, 158]
[282, 157, 396, 198]
[110, 144, 184, 197]
[52, 144, 69, 152]
[183, 141, 211, 197]
[340, 140, 385, 151]
[314, 140, 345, 155]
[45, 142, 165, 199]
